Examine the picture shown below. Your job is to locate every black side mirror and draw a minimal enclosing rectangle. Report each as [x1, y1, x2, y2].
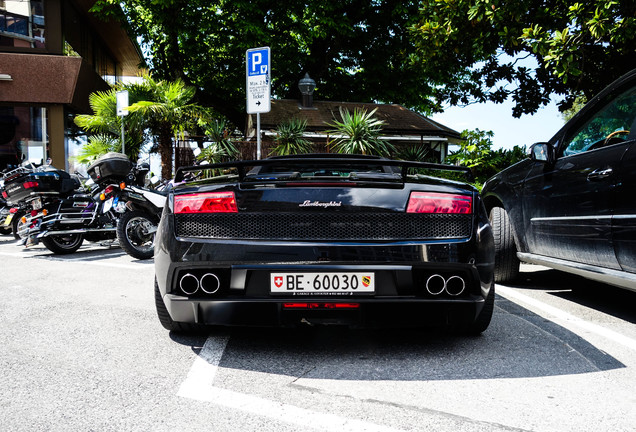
[529, 142, 555, 164]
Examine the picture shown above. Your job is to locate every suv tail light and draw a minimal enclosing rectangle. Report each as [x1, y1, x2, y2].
[174, 191, 238, 214]
[406, 192, 472, 214]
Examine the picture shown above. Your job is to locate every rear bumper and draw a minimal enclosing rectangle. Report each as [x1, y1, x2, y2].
[154, 208, 495, 329]
[163, 295, 486, 328]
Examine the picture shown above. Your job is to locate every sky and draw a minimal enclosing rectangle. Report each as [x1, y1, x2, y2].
[430, 97, 567, 151]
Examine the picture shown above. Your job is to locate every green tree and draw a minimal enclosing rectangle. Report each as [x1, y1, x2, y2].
[91, 0, 435, 125]
[74, 85, 149, 162]
[271, 118, 312, 156]
[199, 119, 239, 161]
[125, 75, 210, 180]
[410, 0, 636, 116]
[327, 107, 395, 156]
[395, 145, 436, 163]
[196, 144, 231, 165]
[448, 129, 526, 187]
[73, 135, 121, 165]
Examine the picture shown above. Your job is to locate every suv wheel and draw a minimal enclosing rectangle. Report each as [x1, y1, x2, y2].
[489, 207, 520, 282]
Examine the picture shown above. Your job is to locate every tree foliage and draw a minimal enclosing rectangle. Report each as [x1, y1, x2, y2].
[448, 129, 527, 187]
[410, 0, 636, 116]
[272, 118, 313, 156]
[74, 75, 209, 179]
[199, 120, 240, 160]
[92, 0, 434, 126]
[74, 84, 151, 162]
[327, 107, 395, 156]
[125, 75, 210, 179]
[73, 135, 122, 165]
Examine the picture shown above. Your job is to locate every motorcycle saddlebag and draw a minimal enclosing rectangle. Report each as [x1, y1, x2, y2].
[1, 169, 75, 203]
[88, 152, 133, 186]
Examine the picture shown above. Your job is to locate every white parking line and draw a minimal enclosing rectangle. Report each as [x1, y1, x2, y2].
[177, 335, 405, 432]
[177, 335, 230, 397]
[497, 285, 636, 352]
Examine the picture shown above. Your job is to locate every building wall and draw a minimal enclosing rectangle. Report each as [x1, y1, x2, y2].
[0, 0, 139, 171]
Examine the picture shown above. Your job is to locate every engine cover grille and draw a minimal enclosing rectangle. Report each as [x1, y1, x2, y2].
[175, 213, 472, 241]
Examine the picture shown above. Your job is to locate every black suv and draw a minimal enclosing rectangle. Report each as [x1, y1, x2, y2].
[482, 68, 636, 291]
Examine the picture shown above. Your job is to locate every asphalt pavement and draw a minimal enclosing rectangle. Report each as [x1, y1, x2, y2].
[1, 236, 635, 432]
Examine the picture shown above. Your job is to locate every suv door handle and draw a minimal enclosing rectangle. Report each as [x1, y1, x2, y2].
[587, 168, 613, 181]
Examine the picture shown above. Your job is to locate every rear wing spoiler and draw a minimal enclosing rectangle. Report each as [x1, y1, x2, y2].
[174, 157, 474, 183]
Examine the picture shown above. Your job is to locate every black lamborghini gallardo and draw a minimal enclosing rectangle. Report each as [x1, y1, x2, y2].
[154, 155, 495, 334]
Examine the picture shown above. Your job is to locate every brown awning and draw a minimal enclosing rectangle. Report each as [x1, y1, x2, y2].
[0, 53, 109, 112]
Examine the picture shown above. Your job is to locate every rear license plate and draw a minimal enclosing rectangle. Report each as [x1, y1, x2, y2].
[32, 197, 42, 210]
[4, 214, 13, 226]
[270, 272, 375, 295]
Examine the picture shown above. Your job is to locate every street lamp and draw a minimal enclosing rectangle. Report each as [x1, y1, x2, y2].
[298, 73, 316, 108]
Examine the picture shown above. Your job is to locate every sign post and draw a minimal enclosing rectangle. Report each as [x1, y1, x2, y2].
[246, 47, 271, 159]
[116, 90, 129, 155]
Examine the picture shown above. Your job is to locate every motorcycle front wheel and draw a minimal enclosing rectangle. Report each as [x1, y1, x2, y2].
[117, 210, 157, 260]
[42, 234, 84, 254]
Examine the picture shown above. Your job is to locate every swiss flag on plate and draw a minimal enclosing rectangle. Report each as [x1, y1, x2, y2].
[274, 276, 283, 288]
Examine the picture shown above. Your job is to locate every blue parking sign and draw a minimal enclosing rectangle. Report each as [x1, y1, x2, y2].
[246, 47, 271, 114]
[247, 48, 269, 76]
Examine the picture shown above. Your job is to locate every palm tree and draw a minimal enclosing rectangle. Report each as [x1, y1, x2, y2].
[74, 86, 148, 163]
[200, 119, 239, 161]
[73, 135, 121, 165]
[271, 118, 313, 156]
[126, 75, 210, 180]
[326, 107, 395, 156]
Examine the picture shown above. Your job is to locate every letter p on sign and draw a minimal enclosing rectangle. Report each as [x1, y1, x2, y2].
[247, 48, 269, 77]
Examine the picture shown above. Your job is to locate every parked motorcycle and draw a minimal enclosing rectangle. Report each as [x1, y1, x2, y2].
[3, 153, 165, 257]
[2, 159, 122, 254]
[1, 162, 57, 241]
[93, 159, 167, 259]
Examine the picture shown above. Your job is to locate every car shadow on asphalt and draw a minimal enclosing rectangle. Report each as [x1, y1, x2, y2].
[168, 295, 625, 382]
[509, 267, 636, 324]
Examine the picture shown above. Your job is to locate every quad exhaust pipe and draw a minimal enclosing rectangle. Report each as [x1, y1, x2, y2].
[425, 274, 466, 296]
[179, 273, 221, 295]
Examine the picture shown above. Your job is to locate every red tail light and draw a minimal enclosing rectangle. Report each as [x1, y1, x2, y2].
[23, 181, 39, 189]
[174, 191, 238, 214]
[406, 192, 472, 214]
[282, 303, 310, 309]
[104, 185, 116, 194]
[1, 191, 7, 198]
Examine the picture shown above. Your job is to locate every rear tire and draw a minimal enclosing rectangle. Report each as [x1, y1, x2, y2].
[42, 234, 84, 254]
[489, 207, 520, 282]
[154, 278, 207, 334]
[117, 210, 157, 260]
[12, 210, 25, 240]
